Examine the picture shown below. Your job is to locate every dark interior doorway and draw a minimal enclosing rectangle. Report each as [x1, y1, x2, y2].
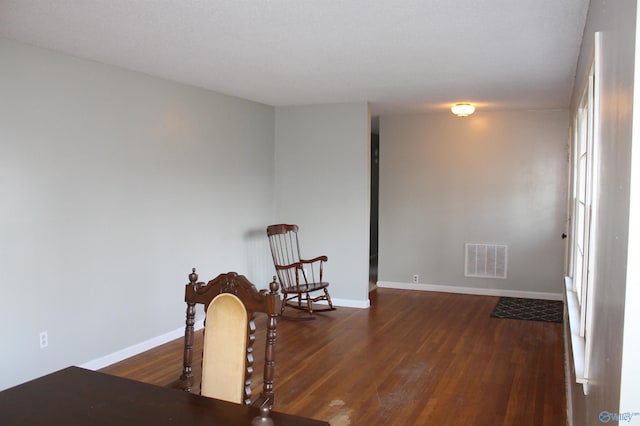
[370, 129, 379, 291]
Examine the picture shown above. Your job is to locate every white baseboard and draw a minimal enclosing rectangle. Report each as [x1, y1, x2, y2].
[81, 284, 557, 371]
[376, 281, 563, 301]
[332, 298, 370, 309]
[315, 297, 370, 309]
[80, 319, 204, 371]
[79, 296, 368, 371]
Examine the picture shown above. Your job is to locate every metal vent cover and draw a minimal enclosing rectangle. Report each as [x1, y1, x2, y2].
[465, 243, 508, 279]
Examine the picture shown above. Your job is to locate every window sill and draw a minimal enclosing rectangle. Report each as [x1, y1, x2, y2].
[565, 276, 590, 394]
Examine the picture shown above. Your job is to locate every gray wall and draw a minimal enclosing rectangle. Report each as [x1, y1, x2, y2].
[0, 38, 275, 390]
[378, 110, 568, 295]
[274, 104, 371, 305]
[566, 0, 640, 424]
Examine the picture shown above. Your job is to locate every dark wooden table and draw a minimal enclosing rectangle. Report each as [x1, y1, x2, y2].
[0, 366, 329, 426]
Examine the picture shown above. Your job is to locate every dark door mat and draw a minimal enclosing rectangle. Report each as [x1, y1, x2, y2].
[490, 297, 563, 323]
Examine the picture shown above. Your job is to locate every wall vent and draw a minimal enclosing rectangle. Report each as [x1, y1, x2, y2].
[465, 243, 508, 279]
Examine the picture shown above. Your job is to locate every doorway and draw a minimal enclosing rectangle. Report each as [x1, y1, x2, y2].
[370, 126, 379, 291]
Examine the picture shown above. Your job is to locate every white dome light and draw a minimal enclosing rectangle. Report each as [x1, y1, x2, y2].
[451, 103, 476, 117]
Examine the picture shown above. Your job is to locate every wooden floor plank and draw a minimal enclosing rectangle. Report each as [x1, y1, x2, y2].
[100, 288, 566, 425]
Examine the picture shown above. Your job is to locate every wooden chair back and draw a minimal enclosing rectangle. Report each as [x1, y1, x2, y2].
[201, 293, 248, 403]
[180, 269, 279, 419]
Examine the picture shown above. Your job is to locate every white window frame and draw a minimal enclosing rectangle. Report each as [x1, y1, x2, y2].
[566, 32, 602, 395]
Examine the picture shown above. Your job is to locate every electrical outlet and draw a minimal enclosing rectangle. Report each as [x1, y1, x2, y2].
[39, 331, 48, 348]
[412, 274, 419, 283]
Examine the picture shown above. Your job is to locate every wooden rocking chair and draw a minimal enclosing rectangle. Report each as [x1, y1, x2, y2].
[266, 224, 335, 319]
[180, 269, 279, 426]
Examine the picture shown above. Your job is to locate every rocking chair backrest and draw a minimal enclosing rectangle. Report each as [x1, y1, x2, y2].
[267, 224, 303, 290]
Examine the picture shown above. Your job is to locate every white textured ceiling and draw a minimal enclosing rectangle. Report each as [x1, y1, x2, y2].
[0, 0, 589, 115]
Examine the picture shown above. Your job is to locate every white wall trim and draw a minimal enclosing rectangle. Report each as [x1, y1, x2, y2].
[79, 295, 369, 371]
[564, 312, 575, 426]
[80, 296, 369, 371]
[564, 276, 589, 395]
[377, 281, 563, 301]
[80, 319, 204, 371]
[317, 298, 370, 309]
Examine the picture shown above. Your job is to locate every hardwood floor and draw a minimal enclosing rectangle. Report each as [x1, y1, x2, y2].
[100, 288, 566, 425]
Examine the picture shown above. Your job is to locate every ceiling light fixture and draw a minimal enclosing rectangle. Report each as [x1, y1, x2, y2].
[451, 103, 476, 117]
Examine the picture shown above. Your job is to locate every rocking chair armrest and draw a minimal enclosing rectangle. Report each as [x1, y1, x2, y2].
[274, 257, 325, 271]
[299, 255, 328, 264]
[274, 262, 303, 271]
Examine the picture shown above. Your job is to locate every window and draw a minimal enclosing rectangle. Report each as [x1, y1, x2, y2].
[566, 32, 602, 395]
